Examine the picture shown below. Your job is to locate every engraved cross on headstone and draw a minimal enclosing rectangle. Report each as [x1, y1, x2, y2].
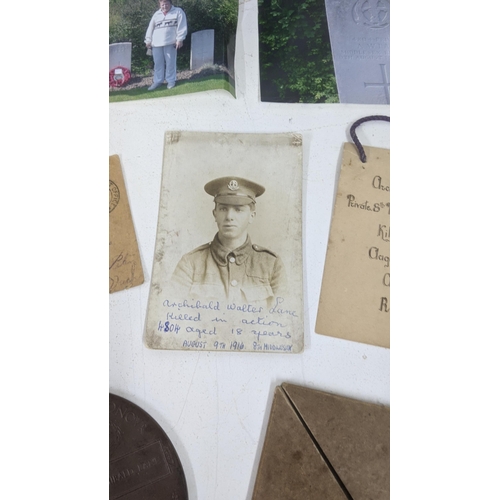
[364, 64, 390, 104]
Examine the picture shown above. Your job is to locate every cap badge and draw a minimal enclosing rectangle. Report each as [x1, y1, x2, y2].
[227, 180, 239, 191]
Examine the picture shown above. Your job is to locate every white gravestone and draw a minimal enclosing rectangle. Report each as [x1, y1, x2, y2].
[109, 42, 132, 71]
[325, 0, 390, 104]
[190, 30, 215, 71]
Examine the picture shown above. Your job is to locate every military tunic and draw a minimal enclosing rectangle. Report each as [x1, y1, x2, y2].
[171, 234, 287, 304]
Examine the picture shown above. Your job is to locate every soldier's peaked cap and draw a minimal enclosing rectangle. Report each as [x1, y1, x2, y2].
[204, 177, 265, 205]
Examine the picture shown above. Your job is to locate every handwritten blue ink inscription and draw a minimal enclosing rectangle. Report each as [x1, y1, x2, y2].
[157, 297, 300, 352]
[158, 321, 181, 334]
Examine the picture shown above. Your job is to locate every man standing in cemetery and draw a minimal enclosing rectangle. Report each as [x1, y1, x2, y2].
[145, 0, 188, 91]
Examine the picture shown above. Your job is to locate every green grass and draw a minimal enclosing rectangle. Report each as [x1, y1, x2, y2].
[109, 74, 235, 103]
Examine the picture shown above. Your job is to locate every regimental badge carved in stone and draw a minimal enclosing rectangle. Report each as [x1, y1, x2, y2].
[227, 179, 239, 191]
[352, 0, 390, 29]
[109, 180, 120, 213]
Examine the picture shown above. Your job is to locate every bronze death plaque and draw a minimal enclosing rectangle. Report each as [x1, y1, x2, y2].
[109, 393, 188, 499]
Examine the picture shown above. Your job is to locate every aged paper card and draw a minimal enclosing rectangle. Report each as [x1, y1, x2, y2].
[145, 132, 304, 353]
[109, 155, 144, 293]
[316, 143, 389, 348]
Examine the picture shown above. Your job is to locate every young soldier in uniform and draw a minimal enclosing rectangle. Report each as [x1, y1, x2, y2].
[171, 177, 288, 305]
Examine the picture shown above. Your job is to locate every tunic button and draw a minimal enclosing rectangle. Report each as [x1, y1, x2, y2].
[229, 256, 236, 263]
[231, 279, 238, 287]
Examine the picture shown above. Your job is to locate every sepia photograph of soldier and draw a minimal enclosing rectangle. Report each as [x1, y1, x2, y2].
[145, 131, 303, 352]
[171, 176, 288, 305]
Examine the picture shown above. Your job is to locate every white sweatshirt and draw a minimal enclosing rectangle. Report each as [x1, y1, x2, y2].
[144, 6, 188, 47]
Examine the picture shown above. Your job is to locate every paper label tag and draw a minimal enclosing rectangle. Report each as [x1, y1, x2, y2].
[316, 142, 390, 348]
[109, 155, 144, 293]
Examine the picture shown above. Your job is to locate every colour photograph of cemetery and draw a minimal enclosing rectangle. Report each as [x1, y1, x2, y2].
[258, 0, 390, 104]
[109, 0, 238, 102]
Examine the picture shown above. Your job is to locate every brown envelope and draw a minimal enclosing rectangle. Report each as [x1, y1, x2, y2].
[109, 155, 144, 293]
[316, 143, 390, 348]
[252, 383, 389, 500]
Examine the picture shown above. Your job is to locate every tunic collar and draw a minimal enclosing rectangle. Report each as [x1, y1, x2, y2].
[210, 233, 252, 266]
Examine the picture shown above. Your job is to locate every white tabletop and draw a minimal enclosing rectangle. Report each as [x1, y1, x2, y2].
[109, 2, 390, 499]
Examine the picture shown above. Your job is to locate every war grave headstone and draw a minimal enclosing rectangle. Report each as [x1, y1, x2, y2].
[325, 0, 390, 104]
[109, 42, 132, 71]
[109, 42, 132, 87]
[190, 30, 215, 71]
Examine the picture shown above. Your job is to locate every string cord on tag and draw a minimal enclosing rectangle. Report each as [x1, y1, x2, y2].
[349, 115, 390, 163]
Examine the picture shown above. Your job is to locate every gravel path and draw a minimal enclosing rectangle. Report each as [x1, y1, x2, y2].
[110, 64, 232, 91]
